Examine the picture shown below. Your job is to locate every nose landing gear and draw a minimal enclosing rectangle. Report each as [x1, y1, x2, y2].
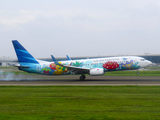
[80, 75, 86, 80]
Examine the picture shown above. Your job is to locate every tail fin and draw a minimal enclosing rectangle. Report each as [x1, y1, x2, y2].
[12, 40, 39, 64]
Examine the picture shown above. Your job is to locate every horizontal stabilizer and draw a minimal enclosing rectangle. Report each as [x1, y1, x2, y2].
[14, 65, 29, 68]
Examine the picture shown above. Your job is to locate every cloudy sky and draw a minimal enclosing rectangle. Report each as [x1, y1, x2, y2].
[0, 0, 160, 59]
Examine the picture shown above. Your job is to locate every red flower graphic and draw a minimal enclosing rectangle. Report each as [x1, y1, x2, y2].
[43, 70, 49, 74]
[50, 63, 56, 70]
[103, 61, 119, 69]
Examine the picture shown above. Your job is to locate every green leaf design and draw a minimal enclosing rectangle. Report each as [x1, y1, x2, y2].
[72, 61, 82, 67]
[42, 67, 51, 72]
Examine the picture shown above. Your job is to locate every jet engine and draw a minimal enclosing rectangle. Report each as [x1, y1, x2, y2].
[89, 68, 104, 76]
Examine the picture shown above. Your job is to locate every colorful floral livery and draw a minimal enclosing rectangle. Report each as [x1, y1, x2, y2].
[103, 61, 119, 69]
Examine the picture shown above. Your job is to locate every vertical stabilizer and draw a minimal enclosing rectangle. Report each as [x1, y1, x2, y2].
[12, 40, 39, 63]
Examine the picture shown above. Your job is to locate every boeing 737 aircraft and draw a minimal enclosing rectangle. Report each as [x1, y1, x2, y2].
[12, 40, 152, 80]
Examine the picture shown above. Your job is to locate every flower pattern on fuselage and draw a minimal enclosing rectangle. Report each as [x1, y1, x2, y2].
[103, 61, 119, 69]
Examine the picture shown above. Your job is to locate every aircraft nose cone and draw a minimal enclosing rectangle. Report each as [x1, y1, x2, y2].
[147, 61, 152, 66]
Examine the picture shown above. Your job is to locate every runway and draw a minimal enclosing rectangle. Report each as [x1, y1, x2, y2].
[0, 76, 160, 86]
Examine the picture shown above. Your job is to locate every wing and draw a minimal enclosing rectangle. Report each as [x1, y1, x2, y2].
[60, 64, 90, 74]
[51, 55, 89, 74]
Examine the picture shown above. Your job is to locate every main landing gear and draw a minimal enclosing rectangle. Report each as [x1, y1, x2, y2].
[80, 75, 86, 80]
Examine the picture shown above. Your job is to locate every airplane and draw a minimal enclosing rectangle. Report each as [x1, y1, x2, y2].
[12, 40, 152, 80]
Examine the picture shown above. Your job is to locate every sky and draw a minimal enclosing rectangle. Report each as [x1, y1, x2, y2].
[0, 0, 160, 59]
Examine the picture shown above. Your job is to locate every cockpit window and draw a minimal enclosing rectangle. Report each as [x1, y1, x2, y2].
[140, 59, 145, 61]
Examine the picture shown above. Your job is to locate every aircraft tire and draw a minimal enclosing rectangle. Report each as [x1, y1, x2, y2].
[80, 75, 85, 80]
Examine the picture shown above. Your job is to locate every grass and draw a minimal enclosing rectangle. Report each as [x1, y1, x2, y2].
[0, 86, 160, 120]
[145, 66, 160, 70]
[104, 71, 160, 76]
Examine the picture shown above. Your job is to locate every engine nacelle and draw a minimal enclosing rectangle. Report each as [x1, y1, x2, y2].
[89, 68, 104, 76]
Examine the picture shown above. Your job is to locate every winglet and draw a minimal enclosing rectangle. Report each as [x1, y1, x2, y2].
[51, 55, 61, 65]
[66, 55, 71, 60]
